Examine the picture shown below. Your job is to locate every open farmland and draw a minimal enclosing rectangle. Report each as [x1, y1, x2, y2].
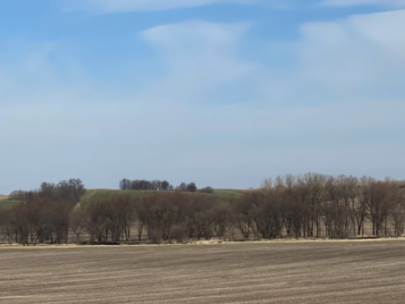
[1, 241, 405, 304]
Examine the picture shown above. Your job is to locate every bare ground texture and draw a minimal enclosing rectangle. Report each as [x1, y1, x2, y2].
[1, 241, 405, 304]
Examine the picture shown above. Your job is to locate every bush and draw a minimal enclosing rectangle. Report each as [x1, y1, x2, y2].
[170, 224, 187, 243]
[199, 187, 214, 194]
[148, 228, 161, 244]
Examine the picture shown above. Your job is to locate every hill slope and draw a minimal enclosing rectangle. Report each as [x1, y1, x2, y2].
[0, 198, 21, 210]
[78, 188, 246, 211]
[0, 189, 247, 211]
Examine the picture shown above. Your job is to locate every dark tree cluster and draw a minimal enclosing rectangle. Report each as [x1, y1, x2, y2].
[73, 195, 136, 244]
[0, 196, 73, 245]
[119, 179, 173, 191]
[0, 179, 86, 245]
[119, 179, 209, 193]
[256, 174, 405, 238]
[11, 179, 85, 205]
[175, 182, 197, 192]
[199, 187, 214, 194]
[76, 192, 232, 244]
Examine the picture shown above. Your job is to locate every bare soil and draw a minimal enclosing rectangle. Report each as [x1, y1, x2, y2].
[1, 241, 405, 303]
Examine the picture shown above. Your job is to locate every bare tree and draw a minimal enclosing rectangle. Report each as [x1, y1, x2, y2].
[210, 202, 233, 239]
[389, 189, 405, 237]
[233, 195, 255, 239]
[297, 173, 328, 237]
[161, 181, 170, 191]
[70, 212, 86, 244]
[119, 178, 132, 190]
[186, 183, 197, 193]
[199, 187, 214, 194]
[176, 183, 187, 191]
[363, 179, 395, 236]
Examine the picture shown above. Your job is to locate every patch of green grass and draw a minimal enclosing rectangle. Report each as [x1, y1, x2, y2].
[0, 189, 247, 211]
[0, 199, 21, 210]
[77, 188, 246, 211]
[78, 189, 158, 211]
[211, 189, 246, 200]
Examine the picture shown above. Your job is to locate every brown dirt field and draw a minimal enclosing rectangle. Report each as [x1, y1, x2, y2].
[1, 241, 405, 304]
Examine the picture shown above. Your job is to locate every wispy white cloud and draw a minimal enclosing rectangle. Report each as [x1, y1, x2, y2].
[139, 21, 259, 104]
[297, 9, 405, 93]
[321, 0, 405, 8]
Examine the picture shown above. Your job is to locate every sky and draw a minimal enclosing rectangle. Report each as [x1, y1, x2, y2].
[1, 0, 404, 193]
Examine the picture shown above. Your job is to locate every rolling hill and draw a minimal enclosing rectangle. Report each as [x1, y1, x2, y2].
[0, 189, 247, 210]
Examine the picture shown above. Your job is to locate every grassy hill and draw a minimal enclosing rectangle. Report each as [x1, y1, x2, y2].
[0, 189, 247, 211]
[0, 198, 21, 210]
[77, 188, 246, 211]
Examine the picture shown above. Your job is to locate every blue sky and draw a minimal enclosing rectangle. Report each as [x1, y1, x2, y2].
[1, 0, 404, 193]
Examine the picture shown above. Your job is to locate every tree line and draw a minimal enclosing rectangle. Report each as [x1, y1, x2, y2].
[10, 179, 85, 204]
[1, 174, 404, 246]
[119, 178, 213, 193]
[257, 174, 405, 238]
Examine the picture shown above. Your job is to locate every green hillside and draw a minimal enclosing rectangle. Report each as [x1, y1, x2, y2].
[0, 199, 21, 210]
[77, 188, 246, 211]
[0, 189, 247, 211]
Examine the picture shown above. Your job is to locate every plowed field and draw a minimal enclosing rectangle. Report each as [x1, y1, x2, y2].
[1, 240, 405, 303]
